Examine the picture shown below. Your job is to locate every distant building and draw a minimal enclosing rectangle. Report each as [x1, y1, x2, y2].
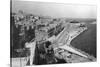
[70, 20, 80, 23]
[79, 23, 86, 27]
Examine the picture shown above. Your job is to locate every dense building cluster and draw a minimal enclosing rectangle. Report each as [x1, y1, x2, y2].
[11, 11, 65, 57]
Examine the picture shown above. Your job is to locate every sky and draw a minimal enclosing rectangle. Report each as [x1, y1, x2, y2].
[12, 0, 97, 18]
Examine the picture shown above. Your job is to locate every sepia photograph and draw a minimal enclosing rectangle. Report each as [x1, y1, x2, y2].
[10, 0, 97, 67]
